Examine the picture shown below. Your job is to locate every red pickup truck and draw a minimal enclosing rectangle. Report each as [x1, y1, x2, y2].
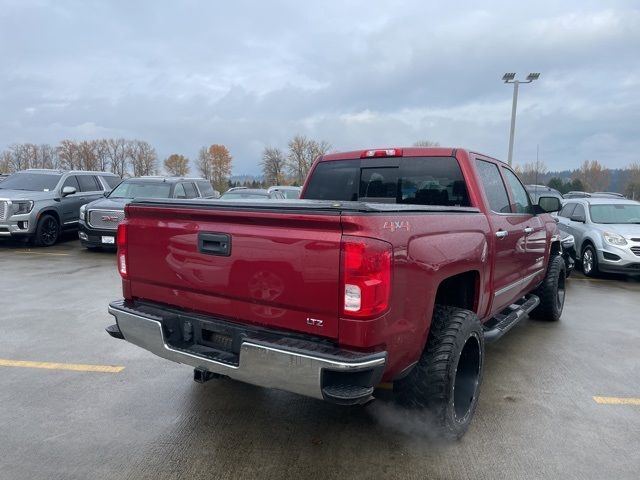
[107, 147, 565, 438]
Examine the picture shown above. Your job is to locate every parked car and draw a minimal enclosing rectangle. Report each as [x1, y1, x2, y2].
[79, 176, 218, 249]
[556, 198, 640, 276]
[563, 191, 591, 199]
[559, 230, 576, 277]
[107, 146, 564, 438]
[0, 169, 119, 246]
[219, 188, 284, 200]
[592, 192, 626, 198]
[526, 185, 564, 204]
[267, 185, 302, 199]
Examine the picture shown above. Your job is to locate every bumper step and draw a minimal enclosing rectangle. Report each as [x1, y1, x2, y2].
[105, 324, 124, 340]
[483, 294, 540, 343]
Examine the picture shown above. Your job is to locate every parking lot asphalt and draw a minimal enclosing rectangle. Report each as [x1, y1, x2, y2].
[1, 235, 639, 480]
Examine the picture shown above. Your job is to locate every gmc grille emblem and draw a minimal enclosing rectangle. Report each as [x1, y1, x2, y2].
[101, 215, 119, 222]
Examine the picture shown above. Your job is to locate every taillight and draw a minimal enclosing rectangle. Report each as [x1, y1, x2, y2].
[341, 236, 392, 318]
[117, 223, 128, 279]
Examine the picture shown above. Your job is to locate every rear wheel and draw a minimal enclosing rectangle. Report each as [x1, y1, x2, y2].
[582, 244, 599, 277]
[395, 305, 484, 439]
[34, 214, 60, 247]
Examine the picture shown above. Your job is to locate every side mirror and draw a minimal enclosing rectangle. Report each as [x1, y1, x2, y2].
[103, 191, 109, 197]
[570, 213, 586, 223]
[536, 196, 561, 213]
[61, 186, 77, 197]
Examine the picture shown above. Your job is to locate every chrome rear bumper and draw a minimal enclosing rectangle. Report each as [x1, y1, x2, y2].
[108, 300, 386, 403]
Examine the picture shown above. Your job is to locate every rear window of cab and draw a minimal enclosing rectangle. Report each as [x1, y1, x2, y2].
[304, 156, 470, 207]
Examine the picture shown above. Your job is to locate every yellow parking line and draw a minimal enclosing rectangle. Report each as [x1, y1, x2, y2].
[593, 396, 640, 405]
[14, 251, 70, 256]
[0, 358, 124, 373]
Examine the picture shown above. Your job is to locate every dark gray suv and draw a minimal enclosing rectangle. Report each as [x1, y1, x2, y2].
[79, 176, 219, 249]
[0, 169, 120, 246]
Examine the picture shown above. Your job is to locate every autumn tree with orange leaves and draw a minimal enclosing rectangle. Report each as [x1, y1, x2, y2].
[164, 154, 190, 176]
[197, 144, 232, 192]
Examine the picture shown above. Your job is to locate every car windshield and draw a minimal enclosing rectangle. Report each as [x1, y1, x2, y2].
[0, 172, 61, 191]
[109, 181, 172, 199]
[220, 192, 268, 199]
[589, 204, 640, 224]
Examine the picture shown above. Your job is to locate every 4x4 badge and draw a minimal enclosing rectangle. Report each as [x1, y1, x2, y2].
[383, 220, 410, 232]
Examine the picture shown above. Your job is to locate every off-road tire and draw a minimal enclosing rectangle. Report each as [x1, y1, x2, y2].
[581, 244, 599, 277]
[395, 305, 484, 439]
[530, 254, 565, 321]
[34, 214, 60, 247]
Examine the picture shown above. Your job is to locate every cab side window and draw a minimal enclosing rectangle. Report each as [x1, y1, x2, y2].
[475, 160, 511, 213]
[502, 168, 533, 214]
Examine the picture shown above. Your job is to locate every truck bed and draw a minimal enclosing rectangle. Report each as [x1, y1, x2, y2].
[122, 198, 481, 341]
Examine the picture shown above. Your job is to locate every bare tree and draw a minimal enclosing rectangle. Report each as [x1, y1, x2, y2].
[93, 139, 110, 171]
[286, 135, 331, 185]
[574, 160, 609, 192]
[413, 140, 440, 147]
[260, 147, 286, 185]
[0, 150, 12, 173]
[196, 146, 212, 181]
[77, 140, 99, 171]
[128, 140, 157, 177]
[34, 144, 58, 169]
[57, 140, 79, 170]
[624, 162, 640, 200]
[9, 144, 34, 171]
[513, 160, 547, 184]
[164, 154, 190, 176]
[106, 138, 129, 177]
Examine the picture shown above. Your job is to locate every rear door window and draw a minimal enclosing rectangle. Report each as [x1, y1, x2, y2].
[502, 168, 533, 214]
[196, 181, 215, 197]
[101, 175, 121, 189]
[182, 182, 199, 199]
[304, 156, 470, 206]
[475, 160, 511, 213]
[173, 183, 187, 199]
[77, 175, 101, 192]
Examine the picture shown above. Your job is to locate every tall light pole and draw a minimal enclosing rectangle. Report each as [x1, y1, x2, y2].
[503, 72, 540, 166]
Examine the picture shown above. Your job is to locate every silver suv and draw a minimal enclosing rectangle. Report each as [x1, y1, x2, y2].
[0, 169, 120, 246]
[556, 198, 640, 276]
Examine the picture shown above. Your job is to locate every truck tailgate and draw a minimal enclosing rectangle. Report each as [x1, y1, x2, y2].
[125, 203, 343, 339]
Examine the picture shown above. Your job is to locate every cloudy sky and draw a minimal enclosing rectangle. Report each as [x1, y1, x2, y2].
[1, 0, 639, 174]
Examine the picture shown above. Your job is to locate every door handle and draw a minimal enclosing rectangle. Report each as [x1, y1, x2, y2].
[496, 230, 508, 239]
[524, 227, 534, 234]
[198, 232, 231, 256]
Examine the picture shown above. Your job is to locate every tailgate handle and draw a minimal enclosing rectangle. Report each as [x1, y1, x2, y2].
[198, 233, 231, 256]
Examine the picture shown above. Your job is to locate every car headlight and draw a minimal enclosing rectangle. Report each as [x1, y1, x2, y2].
[12, 201, 34, 215]
[603, 232, 627, 246]
[80, 204, 86, 221]
[561, 234, 575, 248]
